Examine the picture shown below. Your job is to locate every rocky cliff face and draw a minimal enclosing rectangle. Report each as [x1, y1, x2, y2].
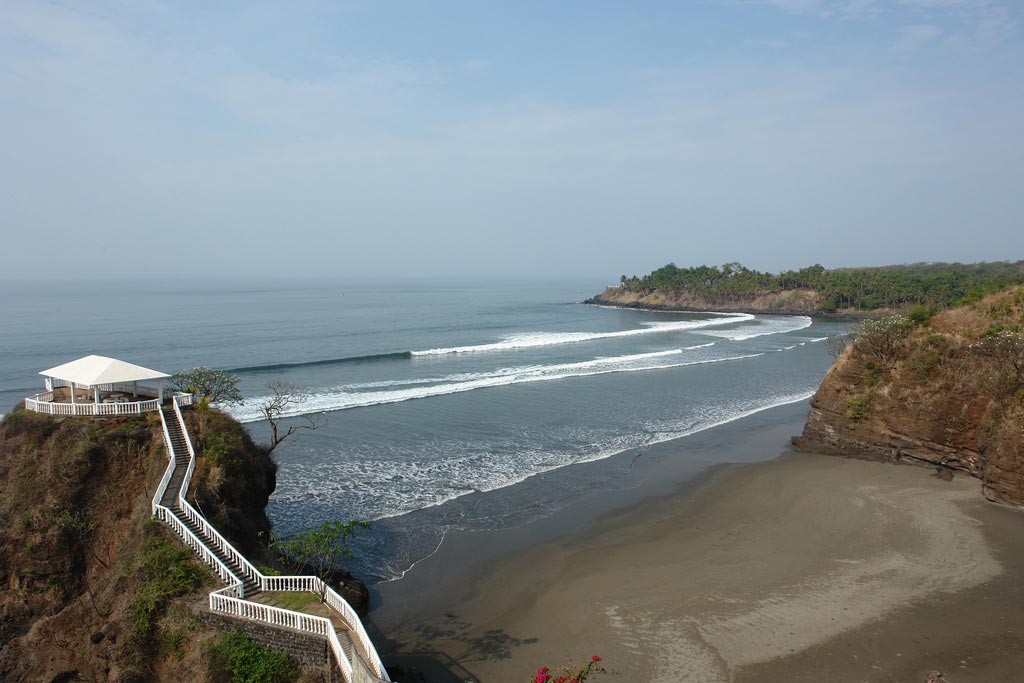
[0, 406, 277, 682]
[794, 288, 1024, 506]
[586, 286, 828, 316]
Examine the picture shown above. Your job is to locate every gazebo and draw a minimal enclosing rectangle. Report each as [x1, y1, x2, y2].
[24, 355, 179, 417]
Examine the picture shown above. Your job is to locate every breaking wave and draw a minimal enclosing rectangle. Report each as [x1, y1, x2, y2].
[695, 315, 813, 341]
[412, 314, 754, 355]
[227, 343, 759, 423]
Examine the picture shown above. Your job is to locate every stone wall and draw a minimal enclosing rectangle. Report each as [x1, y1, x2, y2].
[197, 608, 344, 683]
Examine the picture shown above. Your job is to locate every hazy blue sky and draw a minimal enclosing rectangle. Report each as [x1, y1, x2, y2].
[2, 1, 1022, 279]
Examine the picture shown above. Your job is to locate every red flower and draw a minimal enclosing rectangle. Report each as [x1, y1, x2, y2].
[591, 655, 602, 662]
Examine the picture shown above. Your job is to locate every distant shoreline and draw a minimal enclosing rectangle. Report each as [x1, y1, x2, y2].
[582, 293, 863, 321]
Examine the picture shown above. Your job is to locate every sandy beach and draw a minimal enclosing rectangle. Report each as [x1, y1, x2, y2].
[372, 404, 1024, 683]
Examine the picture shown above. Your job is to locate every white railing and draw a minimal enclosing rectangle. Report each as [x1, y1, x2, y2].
[152, 410, 177, 515]
[324, 583, 389, 680]
[210, 592, 355, 682]
[154, 406, 246, 596]
[154, 396, 389, 682]
[259, 574, 386, 678]
[25, 393, 162, 416]
[155, 504, 246, 593]
[171, 395, 263, 587]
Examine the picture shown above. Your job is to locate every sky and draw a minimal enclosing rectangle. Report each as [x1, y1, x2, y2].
[1, 0, 1022, 280]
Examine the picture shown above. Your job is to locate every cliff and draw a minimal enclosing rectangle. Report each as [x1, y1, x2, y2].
[793, 287, 1024, 505]
[586, 286, 838, 317]
[0, 406, 277, 682]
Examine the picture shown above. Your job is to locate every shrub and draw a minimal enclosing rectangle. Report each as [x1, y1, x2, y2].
[852, 315, 914, 366]
[531, 656, 608, 683]
[908, 304, 938, 326]
[272, 519, 369, 586]
[209, 632, 299, 683]
[128, 523, 208, 644]
[907, 338, 943, 380]
[170, 367, 244, 405]
[972, 330, 1024, 391]
[846, 394, 872, 420]
[863, 360, 881, 387]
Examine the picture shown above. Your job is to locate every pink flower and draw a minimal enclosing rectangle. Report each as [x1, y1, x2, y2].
[591, 655, 602, 662]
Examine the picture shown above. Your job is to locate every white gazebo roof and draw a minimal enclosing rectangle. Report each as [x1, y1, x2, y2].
[39, 355, 170, 387]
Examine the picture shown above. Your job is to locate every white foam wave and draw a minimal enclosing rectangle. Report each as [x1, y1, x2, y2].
[272, 389, 817, 546]
[228, 347, 760, 423]
[412, 314, 754, 355]
[696, 315, 813, 341]
[377, 389, 816, 524]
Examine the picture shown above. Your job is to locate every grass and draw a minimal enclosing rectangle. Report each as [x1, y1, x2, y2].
[208, 632, 299, 683]
[264, 591, 319, 612]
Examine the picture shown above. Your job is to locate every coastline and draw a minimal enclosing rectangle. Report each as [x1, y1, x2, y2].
[370, 401, 1024, 682]
[582, 293, 865, 321]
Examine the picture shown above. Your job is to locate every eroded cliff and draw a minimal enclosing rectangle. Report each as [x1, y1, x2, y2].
[0, 406, 277, 682]
[794, 288, 1024, 505]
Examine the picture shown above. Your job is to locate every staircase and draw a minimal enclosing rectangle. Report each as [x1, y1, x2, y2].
[159, 406, 190, 509]
[159, 406, 262, 596]
[175, 503, 262, 596]
[153, 398, 389, 682]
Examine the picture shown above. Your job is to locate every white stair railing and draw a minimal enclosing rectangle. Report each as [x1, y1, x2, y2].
[155, 404, 246, 596]
[153, 394, 389, 682]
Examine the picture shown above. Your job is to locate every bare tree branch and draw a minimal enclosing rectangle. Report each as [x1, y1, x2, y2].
[261, 380, 326, 453]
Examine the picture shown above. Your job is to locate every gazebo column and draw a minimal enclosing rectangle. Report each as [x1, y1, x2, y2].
[158, 379, 164, 404]
[94, 386, 100, 406]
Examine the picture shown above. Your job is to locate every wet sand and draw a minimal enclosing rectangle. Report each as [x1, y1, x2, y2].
[371, 405, 1024, 683]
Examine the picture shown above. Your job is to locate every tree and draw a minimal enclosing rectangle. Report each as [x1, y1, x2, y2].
[826, 329, 855, 359]
[272, 519, 370, 594]
[260, 380, 325, 453]
[851, 315, 915, 367]
[170, 367, 244, 405]
[973, 329, 1024, 392]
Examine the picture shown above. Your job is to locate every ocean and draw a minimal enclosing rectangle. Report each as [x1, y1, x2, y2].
[0, 278, 845, 582]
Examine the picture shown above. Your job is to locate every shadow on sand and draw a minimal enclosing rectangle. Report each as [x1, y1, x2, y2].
[381, 613, 539, 682]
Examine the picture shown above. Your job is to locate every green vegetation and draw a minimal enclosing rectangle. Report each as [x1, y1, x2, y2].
[263, 591, 319, 611]
[862, 360, 882, 387]
[846, 394, 872, 420]
[128, 521, 209, 644]
[272, 519, 369, 585]
[208, 632, 299, 683]
[170, 366, 244, 405]
[619, 261, 1024, 312]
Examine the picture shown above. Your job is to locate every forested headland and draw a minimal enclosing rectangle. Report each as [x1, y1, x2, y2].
[589, 261, 1024, 316]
